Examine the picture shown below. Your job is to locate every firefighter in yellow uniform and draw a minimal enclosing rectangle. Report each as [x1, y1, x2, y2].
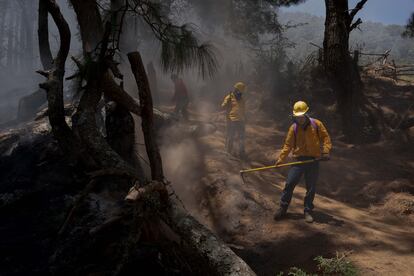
[221, 82, 246, 158]
[274, 101, 332, 223]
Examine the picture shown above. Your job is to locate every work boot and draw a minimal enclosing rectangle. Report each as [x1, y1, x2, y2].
[273, 207, 287, 221]
[304, 211, 314, 223]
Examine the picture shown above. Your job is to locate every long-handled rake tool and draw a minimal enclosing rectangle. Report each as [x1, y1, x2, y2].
[239, 159, 319, 183]
[240, 159, 318, 174]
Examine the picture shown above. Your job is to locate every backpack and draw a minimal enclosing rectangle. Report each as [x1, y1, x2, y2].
[292, 118, 320, 148]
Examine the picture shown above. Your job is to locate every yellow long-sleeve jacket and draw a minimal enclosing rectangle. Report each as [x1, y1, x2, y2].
[277, 118, 332, 163]
[221, 92, 245, 122]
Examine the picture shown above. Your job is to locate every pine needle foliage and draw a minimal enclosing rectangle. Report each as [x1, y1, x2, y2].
[129, 0, 218, 78]
[403, 13, 414, 38]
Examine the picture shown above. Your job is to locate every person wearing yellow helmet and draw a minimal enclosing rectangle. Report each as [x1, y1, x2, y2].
[274, 101, 332, 223]
[221, 82, 247, 158]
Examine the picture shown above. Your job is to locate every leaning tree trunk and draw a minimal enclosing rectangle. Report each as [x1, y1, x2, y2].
[323, 0, 379, 143]
[107, 0, 146, 180]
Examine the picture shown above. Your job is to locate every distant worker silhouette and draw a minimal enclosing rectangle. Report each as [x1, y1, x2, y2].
[171, 74, 189, 120]
[221, 82, 247, 159]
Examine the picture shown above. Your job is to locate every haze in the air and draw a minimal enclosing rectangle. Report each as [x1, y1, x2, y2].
[281, 0, 414, 25]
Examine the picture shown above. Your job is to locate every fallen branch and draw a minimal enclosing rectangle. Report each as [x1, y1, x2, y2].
[125, 181, 166, 202]
[102, 73, 142, 116]
[163, 199, 256, 275]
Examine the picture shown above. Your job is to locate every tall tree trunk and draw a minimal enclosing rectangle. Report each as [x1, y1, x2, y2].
[20, 0, 35, 73]
[323, 0, 354, 138]
[69, 0, 103, 53]
[107, 0, 146, 180]
[0, 2, 8, 66]
[37, 0, 78, 157]
[146, 62, 159, 106]
[16, 0, 50, 122]
[19, 6, 26, 74]
[38, 0, 53, 70]
[128, 52, 164, 181]
[323, 0, 378, 143]
[70, 0, 146, 181]
[13, 9, 20, 73]
[7, 10, 14, 69]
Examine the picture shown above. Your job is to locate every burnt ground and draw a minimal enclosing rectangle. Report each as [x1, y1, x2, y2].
[0, 76, 413, 275]
[163, 78, 414, 275]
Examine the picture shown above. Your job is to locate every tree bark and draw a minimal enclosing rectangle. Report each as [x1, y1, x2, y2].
[16, 0, 51, 122]
[6, 8, 14, 69]
[147, 62, 159, 106]
[72, 72, 138, 176]
[69, 0, 103, 52]
[19, 3, 25, 73]
[13, 9, 20, 72]
[37, 0, 77, 156]
[71, 21, 139, 178]
[128, 52, 164, 181]
[164, 199, 256, 276]
[0, 2, 8, 67]
[25, 0, 35, 72]
[323, 0, 354, 137]
[38, 0, 53, 70]
[102, 73, 142, 115]
[323, 0, 379, 143]
[106, 0, 146, 183]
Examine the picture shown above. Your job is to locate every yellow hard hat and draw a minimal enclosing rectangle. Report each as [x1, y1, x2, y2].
[293, 101, 309, 116]
[234, 82, 246, 93]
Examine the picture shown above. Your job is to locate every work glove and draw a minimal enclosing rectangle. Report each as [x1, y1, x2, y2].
[321, 153, 330, 161]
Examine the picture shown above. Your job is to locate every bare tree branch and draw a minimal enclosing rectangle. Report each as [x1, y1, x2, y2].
[349, 18, 362, 32]
[125, 181, 165, 201]
[349, 0, 368, 22]
[128, 51, 164, 181]
[102, 72, 142, 116]
[38, 0, 53, 70]
[37, 0, 77, 155]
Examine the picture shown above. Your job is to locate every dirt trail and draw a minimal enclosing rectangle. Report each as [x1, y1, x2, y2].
[163, 111, 414, 275]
